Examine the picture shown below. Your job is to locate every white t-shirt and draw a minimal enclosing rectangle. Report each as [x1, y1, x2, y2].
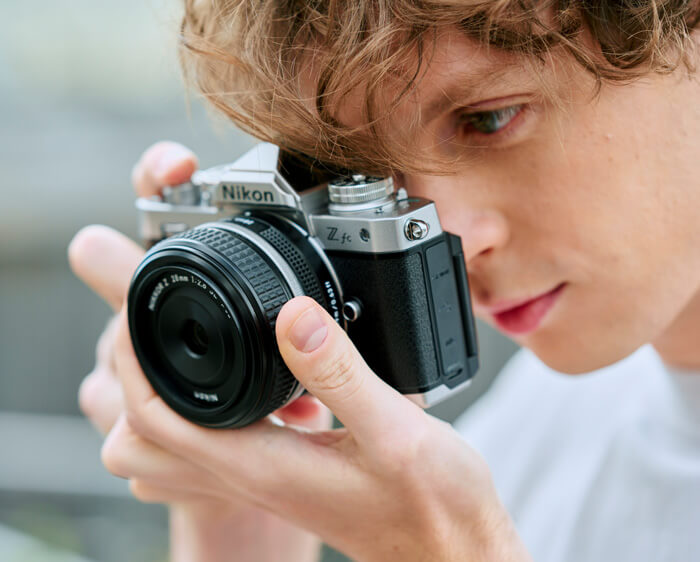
[454, 345, 700, 562]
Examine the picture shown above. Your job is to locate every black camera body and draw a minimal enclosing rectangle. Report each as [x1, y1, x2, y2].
[128, 143, 479, 428]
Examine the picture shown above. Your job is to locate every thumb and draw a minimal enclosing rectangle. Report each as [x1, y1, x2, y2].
[276, 296, 421, 441]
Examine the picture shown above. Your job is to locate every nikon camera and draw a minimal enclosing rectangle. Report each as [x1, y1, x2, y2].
[127, 143, 479, 428]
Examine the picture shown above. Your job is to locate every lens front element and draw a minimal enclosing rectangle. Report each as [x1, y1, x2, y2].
[151, 270, 235, 388]
[182, 319, 209, 356]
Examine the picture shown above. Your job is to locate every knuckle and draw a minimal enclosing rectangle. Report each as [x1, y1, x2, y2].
[101, 426, 132, 477]
[378, 435, 417, 471]
[129, 480, 162, 504]
[376, 420, 434, 475]
[124, 408, 147, 437]
[124, 405, 155, 440]
[313, 347, 362, 397]
[78, 373, 101, 418]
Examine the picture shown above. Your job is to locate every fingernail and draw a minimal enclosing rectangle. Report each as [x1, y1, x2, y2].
[288, 307, 328, 353]
[155, 145, 192, 177]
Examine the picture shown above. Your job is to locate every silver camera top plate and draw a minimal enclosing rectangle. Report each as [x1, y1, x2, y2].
[136, 142, 444, 253]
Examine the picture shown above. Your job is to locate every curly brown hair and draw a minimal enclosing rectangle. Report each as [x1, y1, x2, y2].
[179, 1, 700, 175]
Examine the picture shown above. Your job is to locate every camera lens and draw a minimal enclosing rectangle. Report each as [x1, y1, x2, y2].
[127, 215, 342, 428]
[182, 320, 208, 356]
[153, 283, 230, 387]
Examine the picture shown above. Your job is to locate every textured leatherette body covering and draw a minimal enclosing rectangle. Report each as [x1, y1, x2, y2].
[328, 249, 441, 392]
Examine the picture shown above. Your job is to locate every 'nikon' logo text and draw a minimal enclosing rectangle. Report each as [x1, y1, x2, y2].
[221, 184, 274, 203]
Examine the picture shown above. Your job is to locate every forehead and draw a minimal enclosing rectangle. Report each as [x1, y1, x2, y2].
[335, 28, 536, 129]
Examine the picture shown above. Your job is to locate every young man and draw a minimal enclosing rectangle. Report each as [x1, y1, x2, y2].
[69, 2, 700, 560]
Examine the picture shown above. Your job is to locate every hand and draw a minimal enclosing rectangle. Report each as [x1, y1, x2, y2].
[69, 142, 326, 562]
[79, 146, 532, 561]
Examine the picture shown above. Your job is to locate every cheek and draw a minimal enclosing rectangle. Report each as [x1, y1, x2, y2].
[408, 81, 700, 374]
[518, 161, 700, 372]
[524, 265, 699, 374]
[514, 189, 686, 371]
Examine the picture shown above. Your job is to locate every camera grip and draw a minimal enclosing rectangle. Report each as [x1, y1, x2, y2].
[328, 233, 478, 394]
[328, 251, 440, 392]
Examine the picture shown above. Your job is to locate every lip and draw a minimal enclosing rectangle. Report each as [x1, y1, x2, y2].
[478, 283, 567, 336]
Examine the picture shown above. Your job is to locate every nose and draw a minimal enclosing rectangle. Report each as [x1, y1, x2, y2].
[457, 208, 510, 266]
[401, 174, 510, 266]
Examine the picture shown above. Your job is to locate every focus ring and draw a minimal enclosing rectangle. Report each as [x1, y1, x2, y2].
[178, 227, 299, 417]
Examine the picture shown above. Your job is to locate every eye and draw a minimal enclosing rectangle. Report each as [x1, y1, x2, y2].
[457, 105, 523, 135]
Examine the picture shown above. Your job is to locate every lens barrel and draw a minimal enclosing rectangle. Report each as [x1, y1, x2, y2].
[127, 215, 342, 428]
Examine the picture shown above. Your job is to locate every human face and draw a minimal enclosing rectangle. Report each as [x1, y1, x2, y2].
[345, 29, 700, 373]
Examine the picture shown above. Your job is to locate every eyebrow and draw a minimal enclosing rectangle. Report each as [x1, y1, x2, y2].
[420, 66, 519, 124]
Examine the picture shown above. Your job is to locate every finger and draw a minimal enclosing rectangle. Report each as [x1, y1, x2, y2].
[275, 297, 424, 445]
[129, 480, 213, 505]
[102, 416, 222, 494]
[95, 315, 120, 371]
[68, 225, 144, 311]
[131, 141, 198, 198]
[128, 479, 225, 505]
[78, 368, 124, 435]
[274, 395, 332, 431]
[113, 310, 334, 498]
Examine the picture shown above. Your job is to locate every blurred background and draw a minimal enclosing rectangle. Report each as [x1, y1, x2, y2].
[0, 1, 518, 560]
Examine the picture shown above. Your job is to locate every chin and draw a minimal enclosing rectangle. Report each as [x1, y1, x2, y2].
[522, 323, 646, 375]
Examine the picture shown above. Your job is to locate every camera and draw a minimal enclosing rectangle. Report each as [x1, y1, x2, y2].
[127, 143, 479, 428]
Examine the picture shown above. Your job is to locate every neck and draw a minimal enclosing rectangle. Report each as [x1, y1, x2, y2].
[653, 287, 700, 370]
